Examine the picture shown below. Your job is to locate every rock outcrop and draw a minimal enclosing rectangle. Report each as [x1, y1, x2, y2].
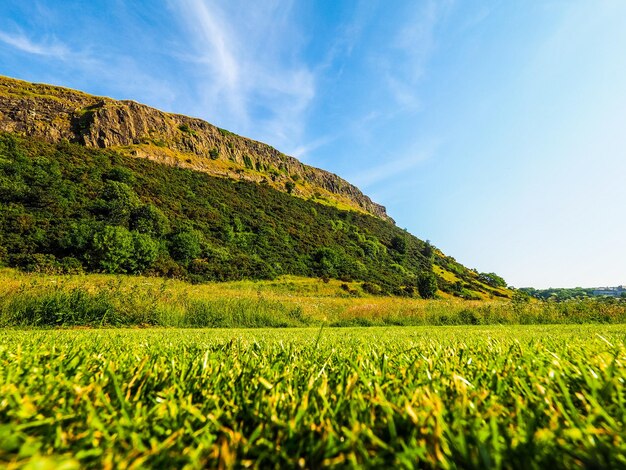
[0, 75, 391, 221]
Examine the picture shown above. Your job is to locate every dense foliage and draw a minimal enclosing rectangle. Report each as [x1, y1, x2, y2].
[520, 286, 626, 301]
[477, 271, 507, 288]
[1, 326, 625, 468]
[0, 133, 440, 294]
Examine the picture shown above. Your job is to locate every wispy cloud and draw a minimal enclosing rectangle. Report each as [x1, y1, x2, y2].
[317, 0, 379, 71]
[170, 0, 315, 150]
[0, 29, 70, 59]
[290, 134, 336, 162]
[379, 0, 454, 111]
[0, 25, 177, 111]
[348, 140, 438, 189]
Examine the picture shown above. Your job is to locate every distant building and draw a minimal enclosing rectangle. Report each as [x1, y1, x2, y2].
[592, 286, 626, 297]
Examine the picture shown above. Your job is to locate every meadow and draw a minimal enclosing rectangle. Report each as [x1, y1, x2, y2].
[2, 269, 626, 467]
[1, 269, 625, 328]
[1, 325, 625, 468]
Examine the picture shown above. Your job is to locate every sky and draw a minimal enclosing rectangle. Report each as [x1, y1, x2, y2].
[0, 0, 624, 288]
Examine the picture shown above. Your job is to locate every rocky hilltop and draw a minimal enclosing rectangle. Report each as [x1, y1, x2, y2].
[0, 75, 390, 221]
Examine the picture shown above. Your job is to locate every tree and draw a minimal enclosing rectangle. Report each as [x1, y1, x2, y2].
[390, 235, 407, 254]
[478, 272, 507, 288]
[101, 181, 140, 225]
[421, 240, 434, 262]
[130, 204, 170, 238]
[417, 271, 438, 299]
[169, 230, 203, 263]
[131, 232, 160, 273]
[105, 166, 136, 185]
[312, 247, 342, 278]
[92, 225, 134, 273]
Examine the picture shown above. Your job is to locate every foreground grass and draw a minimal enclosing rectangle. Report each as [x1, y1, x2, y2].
[1, 269, 625, 327]
[1, 326, 626, 468]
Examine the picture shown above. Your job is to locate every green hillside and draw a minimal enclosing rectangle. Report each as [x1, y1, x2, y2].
[0, 133, 504, 298]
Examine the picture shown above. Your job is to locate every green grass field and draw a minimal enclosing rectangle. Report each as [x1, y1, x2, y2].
[2, 269, 625, 328]
[1, 325, 625, 468]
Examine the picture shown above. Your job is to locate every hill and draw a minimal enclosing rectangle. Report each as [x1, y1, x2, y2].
[0, 76, 510, 299]
[0, 75, 388, 220]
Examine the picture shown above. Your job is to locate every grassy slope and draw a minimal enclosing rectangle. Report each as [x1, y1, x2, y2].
[1, 325, 625, 468]
[1, 269, 624, 327]
[0, 133, 503, 298]
[119, 142, 371, 216]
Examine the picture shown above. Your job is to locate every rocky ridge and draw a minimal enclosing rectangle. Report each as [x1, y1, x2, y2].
[0, 75, 391, 221]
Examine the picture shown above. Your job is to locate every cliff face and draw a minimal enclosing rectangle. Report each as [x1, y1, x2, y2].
[0, 76, 391, 221]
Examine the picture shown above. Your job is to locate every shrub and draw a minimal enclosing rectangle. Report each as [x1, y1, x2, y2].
[169, 230, 203, 264]
[390, 235, 407, 254]
[105, 166, 136, 185]
[59, 257, 84, 274]
[92, 225, 135, 273]
[178, 124, 196, 135]
[479, 272, 507, 288]
[362, 282, 382, 295]
[101, 181, 140, 225]
[243, 155, 254, 170]
[12, 253, 60, 274]
[131, 232, 160, 273]
[130, 204, 170, 237]
[417, 271, 438, 299]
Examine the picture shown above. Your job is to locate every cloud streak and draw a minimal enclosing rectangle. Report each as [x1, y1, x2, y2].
[0, 25, 177, 111]
[0, 30, 70, 59]
[171, 0, 315, 151]
[348, 141, 437, 189]
[380, 0, 454, 111]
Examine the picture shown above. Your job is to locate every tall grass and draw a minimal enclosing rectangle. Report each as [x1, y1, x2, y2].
[0, 269, 624, 327]
[331, 297, 626, 326]
[0, 286, 308, 328]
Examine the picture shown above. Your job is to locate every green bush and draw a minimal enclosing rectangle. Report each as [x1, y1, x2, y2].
[362, 282, 382, 295]
[478, 272, 507, 288]
[100, 180, 140, 225]
[92, 225, 135, 273]
[131, 232, 160, 273]
[169, 230, 203, 263]
[417, 271, 438, 299]
[130, 204, 170, 237]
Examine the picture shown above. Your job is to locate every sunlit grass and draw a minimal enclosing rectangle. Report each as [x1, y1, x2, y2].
[1, 269, 625, 328]
[1, 325, 625, 468]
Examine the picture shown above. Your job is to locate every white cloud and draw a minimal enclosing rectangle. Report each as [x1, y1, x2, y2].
[289, 134, 336, 162]
[170, 0, 315, 150]
[0, 30, 70, 59]
[316, 0, 379, 71]
[0, 26, 177, 112]
[380, 0, 454, 111]
[348, 140, 438, 189]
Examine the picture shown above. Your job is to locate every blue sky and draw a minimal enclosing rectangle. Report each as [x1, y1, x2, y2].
[1, 0, 624, 288]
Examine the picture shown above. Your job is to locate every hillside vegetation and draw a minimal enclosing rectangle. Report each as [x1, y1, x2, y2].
[2, 269, 624, 328]
[0, 133, 504, 298]
[0, 75, 389, 220]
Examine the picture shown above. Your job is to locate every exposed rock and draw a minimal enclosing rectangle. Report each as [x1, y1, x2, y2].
[0, 75, 392, 221]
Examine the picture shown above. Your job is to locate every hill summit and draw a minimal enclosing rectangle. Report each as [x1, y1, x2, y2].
[0, 75, 389, 221]
[0, 75, 510, 299]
